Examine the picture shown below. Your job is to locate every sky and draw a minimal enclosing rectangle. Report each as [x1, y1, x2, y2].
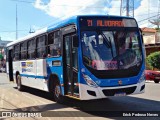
[0, 0, 159, 41]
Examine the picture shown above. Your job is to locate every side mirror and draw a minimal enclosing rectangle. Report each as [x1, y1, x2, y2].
[72, 35, 79, 47]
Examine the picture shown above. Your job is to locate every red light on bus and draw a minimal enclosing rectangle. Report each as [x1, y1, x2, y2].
[97, 20, 124, 27]
[87, 20, 93, 26]
[85, 19, 124, 27]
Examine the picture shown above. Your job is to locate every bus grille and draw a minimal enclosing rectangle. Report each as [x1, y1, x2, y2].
[102, 86, 137, 96]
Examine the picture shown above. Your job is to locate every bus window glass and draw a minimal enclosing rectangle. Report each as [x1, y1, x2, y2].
[28, 39, 36, 59]
[72, 48, 78, 69]
[37, 36, 46, 48]
[65, 37, 70, 65]
[48, 31, 61, 57]
[20, 42, 27, 60]
[37, 35, 47, 58]
[48, 32, 54, 44]
[14, 44, 20, 61]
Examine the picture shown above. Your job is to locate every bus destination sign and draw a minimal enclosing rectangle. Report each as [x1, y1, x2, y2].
[87, 19, 123, 27]
[80, 17, 137, 28]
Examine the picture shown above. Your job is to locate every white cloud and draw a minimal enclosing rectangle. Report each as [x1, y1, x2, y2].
[107, 0, 121, 16]
[34, 0, 159, 28]
[134, 0, 159, 27]
[34, 0, 110, 19]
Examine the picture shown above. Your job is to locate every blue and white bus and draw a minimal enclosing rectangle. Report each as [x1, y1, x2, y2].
[6, 15, 145, 103]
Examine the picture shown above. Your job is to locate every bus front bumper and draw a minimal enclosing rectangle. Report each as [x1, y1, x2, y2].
[79, 81, 145, 100]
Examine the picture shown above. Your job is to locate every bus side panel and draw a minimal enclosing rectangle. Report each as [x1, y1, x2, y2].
[20, 59, 48, 91]
[36, 59, 47, 77]
[20, 60, 36, 87]
[46, 57, 64, 95]
[13, 61, 20, 82]
[21, 77, 48, 91]
[6, 61, 9, 74]
[6, 62, 10, 81]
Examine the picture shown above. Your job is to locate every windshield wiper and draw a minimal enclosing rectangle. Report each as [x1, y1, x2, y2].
[108, 37, 114, 58]
[96, 30, 111, 48]
[96, 30, 115, 58]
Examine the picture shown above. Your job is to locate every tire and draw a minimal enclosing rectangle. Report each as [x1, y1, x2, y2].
[154, 80, 159, 83]
[49, 75, 64, 103]
[16, 75, 23, 91]
[53, 80, 64, 103]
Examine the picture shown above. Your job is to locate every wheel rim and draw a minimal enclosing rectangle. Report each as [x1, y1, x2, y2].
[55, 85, 61, 98]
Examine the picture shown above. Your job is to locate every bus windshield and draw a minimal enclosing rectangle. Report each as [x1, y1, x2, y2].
[81, 29, 142, 71]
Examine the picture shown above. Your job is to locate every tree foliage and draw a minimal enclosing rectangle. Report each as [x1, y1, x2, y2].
[146, 51, 160, 70]
[155, 28, 160, 31]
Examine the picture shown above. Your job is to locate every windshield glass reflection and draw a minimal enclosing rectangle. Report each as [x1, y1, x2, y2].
[81, 30, 142, 70]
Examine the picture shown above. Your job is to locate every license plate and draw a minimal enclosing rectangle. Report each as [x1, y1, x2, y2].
[155, 77, 160, 79]
[114, 92, 126, 96]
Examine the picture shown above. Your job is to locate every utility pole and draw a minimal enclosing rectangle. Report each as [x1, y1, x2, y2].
[16, 4, 18, 40]
[120, 0, 134, 17]
[126, 0, 129, 16]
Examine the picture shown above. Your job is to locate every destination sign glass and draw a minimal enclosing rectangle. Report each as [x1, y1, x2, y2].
[80, 17, 138, 28]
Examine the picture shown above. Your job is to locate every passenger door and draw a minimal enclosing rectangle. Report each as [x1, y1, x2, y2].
[8, 49, 14, 81]
[63, 35, 79, 97]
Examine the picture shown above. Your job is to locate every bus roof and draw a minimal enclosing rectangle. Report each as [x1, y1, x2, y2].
[7, 16, 78, 47]
[7, 15, 134, 47]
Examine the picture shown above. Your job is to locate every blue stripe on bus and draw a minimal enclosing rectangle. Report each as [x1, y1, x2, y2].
[20, 74, 48, 79]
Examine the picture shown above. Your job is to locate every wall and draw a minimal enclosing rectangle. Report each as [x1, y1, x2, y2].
[143, 32, 156, 45]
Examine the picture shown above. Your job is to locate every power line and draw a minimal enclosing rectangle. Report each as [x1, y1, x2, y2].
[140, 22, 156, 28]
[10, 0, 159, 8]
[1, 13, 158, 33]
[6, 0, 160, 34]
[10, 0, 111, 9]
[10, 0, 34, 3]
[135, 12, 157, 17]
[0, 30, 28, 33]
[138, 14, 160, 23]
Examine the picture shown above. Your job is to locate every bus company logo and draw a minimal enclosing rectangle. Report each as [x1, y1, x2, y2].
[21, 62, 26, 68]
[21, 62, 27, 73]
[118, 80, 122, 85]
[26, 62, 33, 67]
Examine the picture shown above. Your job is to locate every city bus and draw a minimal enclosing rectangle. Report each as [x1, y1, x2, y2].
[6, 15, 145, 103]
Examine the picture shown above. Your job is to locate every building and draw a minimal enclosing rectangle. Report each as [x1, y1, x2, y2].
[141, 27, 157, 45]
[141, 27, 160, 56]
[0, 37, 12, 60]
[0, 37, 12, 49]
[0, 38, 12, 71]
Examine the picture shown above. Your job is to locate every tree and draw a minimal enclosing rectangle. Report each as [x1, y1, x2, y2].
[155, 28, 160, 31]
[0, 54, 3, 60]
[149, 17, 160, 30]
[146, 51, 160, 70]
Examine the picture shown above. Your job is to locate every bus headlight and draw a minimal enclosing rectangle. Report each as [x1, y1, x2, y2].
[83, 74, 98, 88]
[138, 71, 145, 83]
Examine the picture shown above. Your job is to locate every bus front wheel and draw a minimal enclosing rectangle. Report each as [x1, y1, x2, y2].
[16, 75, 23, 91]
[53, 80, 63, 103]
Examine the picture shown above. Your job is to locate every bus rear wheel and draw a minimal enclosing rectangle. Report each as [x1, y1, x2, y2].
[16, 75, 23, 91]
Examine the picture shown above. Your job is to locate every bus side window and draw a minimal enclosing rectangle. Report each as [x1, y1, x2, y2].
[48, 32, 54, 57]
[36, 35, 47, 59]
[28, 39, 36, 59]
[14, 44, 20, 61]
[20, 41, 27, 60]
[48, 31, 61, 57]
